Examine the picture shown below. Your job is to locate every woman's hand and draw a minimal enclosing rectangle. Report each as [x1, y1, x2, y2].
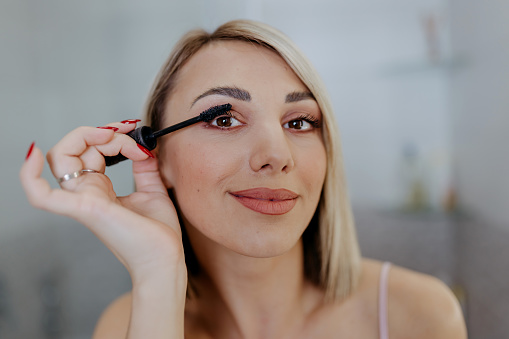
[19, 121, 186, 283]
[21, 121, 188, 337]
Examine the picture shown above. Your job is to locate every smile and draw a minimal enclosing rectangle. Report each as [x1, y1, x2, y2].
[229, 188, 298, 215]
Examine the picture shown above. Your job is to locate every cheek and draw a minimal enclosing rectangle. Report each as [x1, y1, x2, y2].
[162, 141, 240, 204]
[301, 145, 327, 198]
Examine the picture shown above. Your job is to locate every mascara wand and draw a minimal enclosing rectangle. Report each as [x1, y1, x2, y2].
[105, 103, 232, 166]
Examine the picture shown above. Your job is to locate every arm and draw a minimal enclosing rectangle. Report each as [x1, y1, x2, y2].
[127, 261, 187, 338]
[93, 264, 188, 339]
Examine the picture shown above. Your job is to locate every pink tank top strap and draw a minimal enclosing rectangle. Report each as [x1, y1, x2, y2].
[379, 262, 391, 339]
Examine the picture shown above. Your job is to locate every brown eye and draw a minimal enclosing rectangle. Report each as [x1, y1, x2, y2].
[210, 114, 242, 128]
[216, 116, 232, 127]
[283, 115, 320, 131]
[288, 120, 304, 129]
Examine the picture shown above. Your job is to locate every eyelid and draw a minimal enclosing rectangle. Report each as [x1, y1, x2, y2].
[298, 114, 321, 127]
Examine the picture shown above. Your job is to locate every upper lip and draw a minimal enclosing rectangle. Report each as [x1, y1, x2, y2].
[229, 188, 299, 200]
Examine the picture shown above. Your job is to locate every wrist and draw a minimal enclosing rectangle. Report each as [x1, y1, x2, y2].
[131, 256, 188, 288]
[128, 264, 187, 339]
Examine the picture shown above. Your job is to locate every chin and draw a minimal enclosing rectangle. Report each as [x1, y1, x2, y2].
[184, 213, 308, 260]
[225, 233, 302, 259]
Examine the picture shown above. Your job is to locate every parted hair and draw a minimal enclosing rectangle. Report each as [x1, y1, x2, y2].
[144, 20, 361, 302]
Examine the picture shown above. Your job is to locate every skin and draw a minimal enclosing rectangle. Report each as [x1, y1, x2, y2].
[20, 40, 467, 339]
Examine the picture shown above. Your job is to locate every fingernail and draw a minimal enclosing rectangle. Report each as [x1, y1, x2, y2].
[25, 142, 35, 160]
[137, 144, 155, 158]
[121, 119, 141, 124]
[97, 126, 119, 132]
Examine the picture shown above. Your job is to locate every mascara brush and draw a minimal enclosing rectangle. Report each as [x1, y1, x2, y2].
[105, 103, 232, 166]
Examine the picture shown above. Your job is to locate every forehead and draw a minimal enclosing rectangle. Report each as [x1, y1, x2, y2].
[170, 40, 308, 106]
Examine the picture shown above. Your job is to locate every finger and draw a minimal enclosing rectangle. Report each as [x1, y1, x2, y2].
[97, 119, 140, 134]
[132, 157, 168, 195]
[82, 120, 152, 169]
[47, 126, 117, 178]
[48, 122, 149, 179]
[79, 132, 153, 172]
[20, 144, 79, 216]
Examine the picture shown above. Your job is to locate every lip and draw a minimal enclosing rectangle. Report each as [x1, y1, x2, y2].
[229, 188, 299, 215]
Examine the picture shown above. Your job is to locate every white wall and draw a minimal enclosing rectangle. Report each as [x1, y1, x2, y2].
[449, 0, 509, 229]
[448, 3, 509, 337]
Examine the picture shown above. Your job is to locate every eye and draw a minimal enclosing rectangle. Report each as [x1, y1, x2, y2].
[210, 113, 243, 128]
[283, 115, 320, 131]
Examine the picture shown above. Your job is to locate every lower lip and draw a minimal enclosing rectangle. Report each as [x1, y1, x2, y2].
[230, 194, 297, 215]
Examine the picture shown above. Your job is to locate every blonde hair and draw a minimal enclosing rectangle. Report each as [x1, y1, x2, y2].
[144, 20, 361, 302]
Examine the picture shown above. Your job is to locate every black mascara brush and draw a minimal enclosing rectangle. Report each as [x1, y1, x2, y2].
[105, 103, 232, 166]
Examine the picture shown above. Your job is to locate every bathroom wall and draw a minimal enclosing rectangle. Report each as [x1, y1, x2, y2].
[449, 1, 509, 337]
[449, 1, 509, 230]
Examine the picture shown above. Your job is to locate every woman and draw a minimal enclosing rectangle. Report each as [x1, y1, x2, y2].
[20, 20, 466, 338]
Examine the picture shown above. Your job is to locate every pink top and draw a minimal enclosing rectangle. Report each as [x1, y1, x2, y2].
[379, 262, 391, 339]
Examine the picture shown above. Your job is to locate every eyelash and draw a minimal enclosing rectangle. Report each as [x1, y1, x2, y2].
[295, 114, 321, 128]
[207, 111, 321, 130]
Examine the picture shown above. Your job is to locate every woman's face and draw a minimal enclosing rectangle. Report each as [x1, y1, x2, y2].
[159, 41, 326, 257]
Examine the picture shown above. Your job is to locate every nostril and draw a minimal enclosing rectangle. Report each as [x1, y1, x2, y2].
[259, 164, 289, 171]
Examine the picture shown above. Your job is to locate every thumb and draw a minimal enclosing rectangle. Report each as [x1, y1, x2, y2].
[132, 157, 168, 195]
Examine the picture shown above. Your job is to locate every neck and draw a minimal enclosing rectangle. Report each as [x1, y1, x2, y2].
[186, 226, 322, 339]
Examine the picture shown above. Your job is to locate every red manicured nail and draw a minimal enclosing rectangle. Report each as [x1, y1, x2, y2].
[97, 126, 119, 132]
[25, 142, 35, 160]
[137, 144, 154, 158]
[121, 119, 141, 124]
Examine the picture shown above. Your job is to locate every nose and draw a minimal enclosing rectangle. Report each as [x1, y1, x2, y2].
[249, 123, 295, 174]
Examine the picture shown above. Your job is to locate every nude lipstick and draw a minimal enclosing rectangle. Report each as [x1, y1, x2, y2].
[229, 188, 298, 215]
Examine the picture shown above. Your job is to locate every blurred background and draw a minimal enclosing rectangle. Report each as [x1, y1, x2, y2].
[1, 0, 508, 337]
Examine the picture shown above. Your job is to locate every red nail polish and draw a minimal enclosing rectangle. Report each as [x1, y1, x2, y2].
[137, 144, 155, 158]
[97, 126, 119, 132]
[25, 142, 35, 160]
[121, 119, 141, 124]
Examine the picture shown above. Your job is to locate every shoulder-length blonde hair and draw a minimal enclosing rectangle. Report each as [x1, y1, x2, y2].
[144, 20, 361, 302]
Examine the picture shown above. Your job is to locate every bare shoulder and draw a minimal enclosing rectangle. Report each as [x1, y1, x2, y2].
[384, 262, 467, 339]
[92, 292, 132, 339]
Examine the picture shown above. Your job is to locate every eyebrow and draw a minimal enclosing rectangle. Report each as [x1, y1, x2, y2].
[191, 86, 315, 107]
[192, 86, 251, 106]
[285, 91, 315, 103]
